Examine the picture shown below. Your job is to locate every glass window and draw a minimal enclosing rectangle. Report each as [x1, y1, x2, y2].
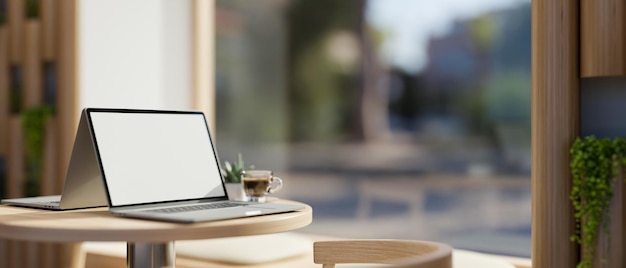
[215, 0, 531, 257]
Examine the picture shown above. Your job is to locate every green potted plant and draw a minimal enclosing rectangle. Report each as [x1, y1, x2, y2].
[25, 0, 40, 18]
[221, 153, 254, 201]
[22, 105, 54, 197]
[569, 136, 626, 268]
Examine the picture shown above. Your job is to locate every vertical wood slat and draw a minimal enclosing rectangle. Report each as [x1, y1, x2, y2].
[24, 242, 39, 268]
[7, 0, 24, 64]
[1, 6, 12, 268]
[23, 20, 42, 108]
[581, 0, 626, 77]
[40, 243, 57, 268]
[532, 1, 579, 268]
[40, 117, 57, 196]
[8, 241, 23, 268]
[56, 0, 79, 194]
[41, 0, 57, 61]
[7, 116, 23, 198]
[0, 240, 6, 268]
[57, 1, 80, 267]
[0, 27, 8, 156]
[39, 120, 58, 268]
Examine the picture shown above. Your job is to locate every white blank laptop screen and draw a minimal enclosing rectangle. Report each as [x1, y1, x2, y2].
[89, 111, 225, 207]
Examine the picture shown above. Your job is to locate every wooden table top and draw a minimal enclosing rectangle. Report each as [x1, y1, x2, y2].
[0, 199, 312, 243]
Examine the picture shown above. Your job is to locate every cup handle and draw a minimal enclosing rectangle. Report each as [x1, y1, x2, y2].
[268, 177, 283, 193]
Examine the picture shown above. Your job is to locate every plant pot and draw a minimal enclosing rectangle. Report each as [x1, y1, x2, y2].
[584, 171, 625, 268]
[225, 183, 246, 201]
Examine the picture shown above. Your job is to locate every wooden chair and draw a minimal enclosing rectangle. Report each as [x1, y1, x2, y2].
[313, 239, 453, 268]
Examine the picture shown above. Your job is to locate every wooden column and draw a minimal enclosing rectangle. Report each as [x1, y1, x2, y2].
[192, 0, 215, 134]
[56, 0, 79, 193]
[581, 0, 626, 77]
[532, 1, 579, 267]
[57, 1, 81, 267]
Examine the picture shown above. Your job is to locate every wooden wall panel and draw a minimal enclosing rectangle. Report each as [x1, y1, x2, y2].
[56, 1, 81, 267]
[41, 118, 57, 196]
[532, 1, 579, 268]
[7, 116, 24, 198]
[23, 21, 42, 108]
[8, 241, 23, 268]
[0, 27, 8, 156]
[41, 0, 58, 61]
[581, 0, 626, 77]
[56, 0, 79, 194]
[7, 0, 24, 64]
[1, 10, 13, 268]
[0, 240, 6, 268]
[2, 0, 80, 267]
[40, 243, 57, 268]
[24, 242, 39, 268]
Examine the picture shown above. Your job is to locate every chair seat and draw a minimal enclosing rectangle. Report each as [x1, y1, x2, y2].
[83, 233, 526, 268]
[175, 232, 312, 264]
[313, 239, 453, 268]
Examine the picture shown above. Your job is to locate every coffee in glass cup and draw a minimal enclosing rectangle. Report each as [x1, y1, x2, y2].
[241, 170, 283, 203]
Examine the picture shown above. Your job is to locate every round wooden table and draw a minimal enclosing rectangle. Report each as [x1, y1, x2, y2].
[0, 199, 312, 268]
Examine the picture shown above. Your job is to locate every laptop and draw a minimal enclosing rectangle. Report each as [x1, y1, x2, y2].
[1, 110, 108, 210]
[85, 108, 305, 223]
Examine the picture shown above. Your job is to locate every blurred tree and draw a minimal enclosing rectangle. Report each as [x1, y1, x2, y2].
[287, 0, 366, 142]
[215, 0, 290, 142]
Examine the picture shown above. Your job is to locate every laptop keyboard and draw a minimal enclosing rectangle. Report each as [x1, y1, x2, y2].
[144, 202, 247, 214]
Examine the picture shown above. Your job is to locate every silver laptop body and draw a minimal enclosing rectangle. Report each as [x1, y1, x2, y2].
[85, 108, 304, 223]
[1, 110, 108, 210]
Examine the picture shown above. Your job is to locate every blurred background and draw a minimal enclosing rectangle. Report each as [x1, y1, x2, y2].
[0, 0, 531, 261]
[214, 0, 531, 257]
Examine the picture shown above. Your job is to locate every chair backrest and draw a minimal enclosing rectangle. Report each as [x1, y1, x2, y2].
[313, 239, 453, 268]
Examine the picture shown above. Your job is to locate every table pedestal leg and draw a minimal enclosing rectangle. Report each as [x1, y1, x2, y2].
[127, 242, 175, 268]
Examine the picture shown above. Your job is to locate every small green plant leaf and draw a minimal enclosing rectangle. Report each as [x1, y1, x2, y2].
[570, 135, 626, 268]
[221, 153, 254, 183]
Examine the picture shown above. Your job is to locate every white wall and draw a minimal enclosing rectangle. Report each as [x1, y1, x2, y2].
[79, 0, 192, 111]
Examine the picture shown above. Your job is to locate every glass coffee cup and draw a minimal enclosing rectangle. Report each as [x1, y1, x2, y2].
[241, 170, 283, 203]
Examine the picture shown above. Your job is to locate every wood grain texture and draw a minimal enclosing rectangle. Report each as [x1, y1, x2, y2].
[3, 1, 77, 267]
[313, 240, 452, 268]
[23, 20, 42, 108]
[0, 27, 8, 156]
[532, 0, 579, 268]
[0, 200, 312, 243]
[40, 243, 57, 268]
[40, 118, 57, 196]
[24, 242, 39, 268]
[7, 0, 24, 64]
[56, 0, 79, 194]
[54, 2, 80, 266]
[0, 240, 6, 268]
[7, 116, 24, 198]
[581, 0, 626, 77]
[8, 241, 23, 268]
[41, 0, 57, 61]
